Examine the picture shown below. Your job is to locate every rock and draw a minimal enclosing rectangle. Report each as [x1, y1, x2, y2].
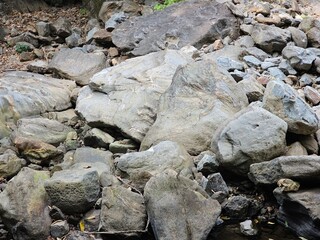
[36, 21, 51, 37]
[109, 139, 138, 153]
[80, 209, 100, 232]
[267, 67, 287, 81]
[224, 195, 251, 219]
[202, 172, 229, 199]
[42, 109, 79, 126]
[64, 230, 95, 240]
[19, 51, 36, 62]
[0, 27, 7, 42]
[51, 17, 72, 38]
[278, 59, 297, 75]
[240, 220, 258, 236]
[44, 169, 100, 214]
[212, 106, 287, 176]
[0, 149, 25, 178]
[49, 48, 106, 85]
[307, 27, 320, 48]
[195, 151, 219, 176]
[234, 35, 255, 48]
[12, 117, 74, 146]
[285, 141, 308, 156]
[27, 60, 50, 74]
[277, 178, 300, 192]
[50, 220, 69, 238]
[100, 186, 146, 232]
[216, 56, 244, 71]
[237, 77, 265, 102]
[299, 134, 319, 154]
[144, 171, 221, 240]
[304, 86, 320, 105]
[141, 60, 248, 155]
[76, 48, 194, 142]
[117, 141, 194, 186]
[0, 71, 75, 122]
[83, 128, 114, 148]
[262, 80, 319, 135]
[251, 24, 291, 53]
[273, 188, 320, 239]
[287, 26, 308, 48]
[92, 29, 112, 46]
[65, 32, 81, 48]
[249, 155, 320, 185]
[112, 0, 239, 56]
[7, 32, 39, 47]
[282, 46, 316, 71]
[243, 55, 262, 68]
[0, 167, 51, 240]
[104, 11, 126, 31]
[13, 137, 63, 166]
[299, 73, 313, 87]
[86, 26, 100, 43]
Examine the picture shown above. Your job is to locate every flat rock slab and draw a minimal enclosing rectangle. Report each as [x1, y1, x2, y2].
[76, 48, 194, 142]
[144, 171, 221, 240]
[0, 71, 75, 123]
[49, 48, 106, 86]
[249, 155, 320, 185]
[112, 0, 239, 56]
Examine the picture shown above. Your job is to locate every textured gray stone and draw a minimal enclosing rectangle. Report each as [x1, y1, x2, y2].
[282, 46, 316, 71]
[0, 149, 25, 178]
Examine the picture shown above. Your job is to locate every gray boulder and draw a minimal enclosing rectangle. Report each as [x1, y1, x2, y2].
[287, 26, 308, 48]
[262, 80, 319, 135]
[49, 48, 106, 86]
[51, 17, 72, 38]
[141, 60, 248, 155]
[76, 47, 194, 142]
[100, 186, 146, 232]
[274, 188, 320, 240]
[144, 171, 221, 240]
[212, 106, 287, 176]
[0, 71, 75, 122]
[251, 24, 291, 53]
[112, 0, 239, 56]
[0, 149, 25, 178]
[249, 155, 320, 185]
[44, 169, 100, 214]
[0, 167, 51, 240]
[282, 46, 316, 71]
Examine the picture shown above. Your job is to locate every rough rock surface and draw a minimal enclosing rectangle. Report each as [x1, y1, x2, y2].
[141, 60, 248, 155]
[0, 167, 51, 240]
[0, 149, 25, 178]
[144, 171, 221, 240]
[112, 0, 239, 56]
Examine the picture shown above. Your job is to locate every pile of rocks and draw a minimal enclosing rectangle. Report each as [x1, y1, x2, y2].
[1, 0, 320, 239]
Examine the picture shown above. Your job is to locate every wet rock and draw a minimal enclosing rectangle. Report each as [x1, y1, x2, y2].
[100, 186, 146, 232]
[0, 168, 51, 240]
[0, 149, 25, 178]
[44, 169, 100, 214]
[144, 171, 221, 240]
[249, 155, 320, 185]
[49, 48, 106, 85]
[36, 21, 51, 37]
[223, 195, 251, 219]
[50, 220, 69, 238]
[76, 48, 194, 142]
[282, 46, 316, 71]
[83, 128, 115, 149]
[251, 24, 291, 53]
[212, 106, 287, 176]
[262, 80, 319, 135]
[112, 0, 239, 56]
[141, 60, 248, 155]
[274, 188, 320, 240]
[109, 139, 138, 153]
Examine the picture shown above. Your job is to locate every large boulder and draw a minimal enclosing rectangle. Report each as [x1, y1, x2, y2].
[262, 80, 319, 135]
[212, 106, 287, 176]
[141, 60, 248, 155]
[0, 71, 75, 123]
[249, 155, 320, 185]
[144, 171, 221, 240]
[0, 167, 51, 240]
[76, 48, 194, 142]
[112, 0, 239, 56]
[49, 48, 106, 86]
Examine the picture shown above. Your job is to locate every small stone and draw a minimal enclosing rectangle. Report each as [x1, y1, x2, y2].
[20, 51, 36, 62]
[237, 77, 265, 102]
[243, 55, 262, 67]
[27, 60, 50, 74]
[49, 206, 66, 221]
[287, 26, 307, 48]
[299, 73, 313, 87]
[83, 128, 115, 149]
[240, 220, 258, 236]
[285, 142, 308, 156]
[224, 195, 251, 219]
[36, 21, 51, 37]
[304, 86, 320, 105]
[65, 32, 81, 48]
[50, 220, 69, 238]
[107, 47, 118, 57]
[212, 39, 224, 50]
[277, 178, 300, 192]
[51, 17, 72, 38]
[109, 139, 138, 153]
[196, 152, 219, 175]
[216, 56, 243, 71]
[93, 29, 112, 46]
[81, 209, 100, 232]
[203, 173, 229, 199]
[268, 67, 286, 81]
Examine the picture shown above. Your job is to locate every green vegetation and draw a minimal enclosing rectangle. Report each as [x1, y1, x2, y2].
[79, 7, 89, 16]
[154, 0, 184, 10]
[15, 43, 31, 53]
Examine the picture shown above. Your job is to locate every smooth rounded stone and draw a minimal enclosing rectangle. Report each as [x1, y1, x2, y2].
[304, 86, 320, 105]
[262, 80, 319, 135]
[117, 141, 194, 185]
[240, 220, 258, 236]
[216, 56, 244, 71]
[49, 48, 106, 86]
[12, 117, 74, 146]
[0, 168, 51, 240]
[51, 17, 72, 38]
[211, 106, 287, 176]
[112, 0, 239, 56]
[0, 149, 25, 178]
[243, 55, 262, 67]
[285, 142, 308, 156]
[27, 60, 50, 74]
[249, 155, 320, 185]
[287, 26, 308, 48]
[44, 169, 100, 214]
[141, 60, 248, 155]
[36, 21, 51, 37]
[202, 173, 229, 199]
[223, 195, 251, 220]
[100, 186, 146, 232]
[273, 188, 320, 239]
[144, 170, 221, 240]
[307, 27, 320, 48]
[282, 46, 316, 71]
[13, 137, 63, 166]
[109, 139, 138, 154]
[50, 220, 69, 238]
[76, 48, 194, 143]
[0, 71, 75, 122]
[237, 77, 265, 102]
[250, 24, 291, 53]
[83, 128, 115, 149]
[195, 151, 219, 175]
